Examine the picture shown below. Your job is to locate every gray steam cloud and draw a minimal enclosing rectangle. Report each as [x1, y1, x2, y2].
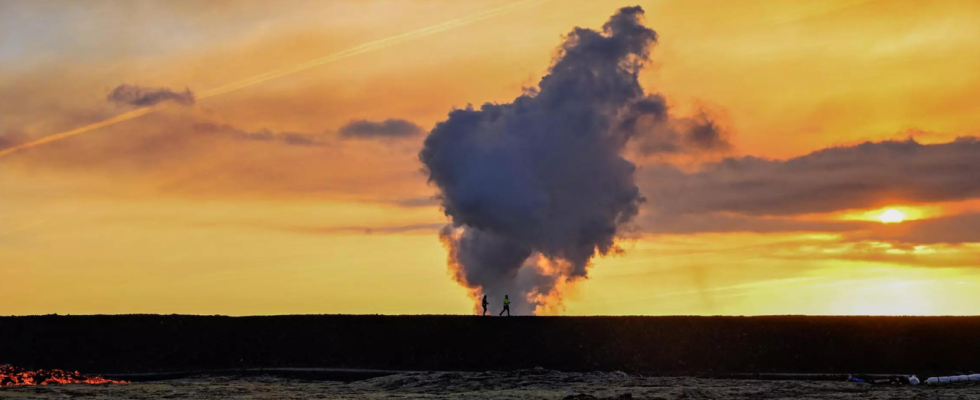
[643, 137, 980, 218]
[421, 6, 704, 314]
[108, 84, 195, 107]
[682, 116, 729, 151]
[339, 118, 423, 139]
[629, 108, 730, 155]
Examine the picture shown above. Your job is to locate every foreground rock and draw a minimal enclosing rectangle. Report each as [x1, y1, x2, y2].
[2, 371, 978, 399]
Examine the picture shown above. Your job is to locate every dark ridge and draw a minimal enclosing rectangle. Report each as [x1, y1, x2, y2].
[2, 315, 979, 376]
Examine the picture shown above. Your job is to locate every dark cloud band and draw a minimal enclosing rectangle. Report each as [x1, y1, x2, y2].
[107, 84, 195, 107]
[643, 137, 980, 217]
[339, 119, 423, 139]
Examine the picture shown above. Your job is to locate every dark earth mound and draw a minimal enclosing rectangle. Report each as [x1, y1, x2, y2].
[2, 315, 979, 376]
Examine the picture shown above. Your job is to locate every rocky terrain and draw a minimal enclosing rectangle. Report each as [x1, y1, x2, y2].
[5, 315, 980, 398]
[1, 369, 974, 399]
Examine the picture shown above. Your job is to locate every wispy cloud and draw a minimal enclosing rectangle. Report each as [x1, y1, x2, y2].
[107, 84, 195, 107]
[339, 119, 423, 140]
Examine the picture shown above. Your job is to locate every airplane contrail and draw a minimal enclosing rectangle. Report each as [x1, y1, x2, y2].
[0, 0, 545, 158]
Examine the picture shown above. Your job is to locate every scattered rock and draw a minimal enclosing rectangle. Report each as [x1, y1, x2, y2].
[563, 393, 633, 400]
[679, 387, 713, 399]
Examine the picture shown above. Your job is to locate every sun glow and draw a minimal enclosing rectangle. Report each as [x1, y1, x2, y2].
[833, 205, 933, 223]
[879, 209, 906, 224]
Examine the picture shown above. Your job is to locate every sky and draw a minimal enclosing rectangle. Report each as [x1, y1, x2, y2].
[2, 0, 980, 316]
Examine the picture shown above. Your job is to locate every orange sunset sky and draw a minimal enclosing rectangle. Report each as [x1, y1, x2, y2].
[2, 0, 980, 316]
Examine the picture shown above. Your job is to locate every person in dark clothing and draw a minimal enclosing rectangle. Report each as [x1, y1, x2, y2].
[499, 295, 511, 316]
[481, 295, 489, 316]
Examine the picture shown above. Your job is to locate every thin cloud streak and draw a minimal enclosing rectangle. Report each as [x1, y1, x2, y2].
[0, 0, 547, 159]
[0, 106, 160, 157]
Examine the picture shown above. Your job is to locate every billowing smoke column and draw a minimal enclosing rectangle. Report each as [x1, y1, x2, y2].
[420, 6, 670, 314]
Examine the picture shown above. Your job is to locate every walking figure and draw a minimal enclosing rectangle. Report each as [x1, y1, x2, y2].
[499, 295, 510, 316]
[481, 295, 489, 316]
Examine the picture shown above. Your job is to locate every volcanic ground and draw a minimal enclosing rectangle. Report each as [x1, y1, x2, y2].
[3, 370, 980, 399]
[3, 315, 980, 398]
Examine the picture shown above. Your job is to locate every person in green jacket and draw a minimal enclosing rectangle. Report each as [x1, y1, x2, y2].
[499, 295, 511, 316]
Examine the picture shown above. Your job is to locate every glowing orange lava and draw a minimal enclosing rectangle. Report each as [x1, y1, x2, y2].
[0, 365, 127, 387]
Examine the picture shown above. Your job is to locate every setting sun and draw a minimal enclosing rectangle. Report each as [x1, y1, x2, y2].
[879, 209, 906, 224]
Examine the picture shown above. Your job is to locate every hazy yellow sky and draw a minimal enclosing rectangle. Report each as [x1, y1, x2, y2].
[2, 0, 980, 316]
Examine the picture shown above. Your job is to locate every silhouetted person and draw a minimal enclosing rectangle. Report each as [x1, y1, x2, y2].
[499, 295, 510, 316]
[481, 295, 489, 316]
